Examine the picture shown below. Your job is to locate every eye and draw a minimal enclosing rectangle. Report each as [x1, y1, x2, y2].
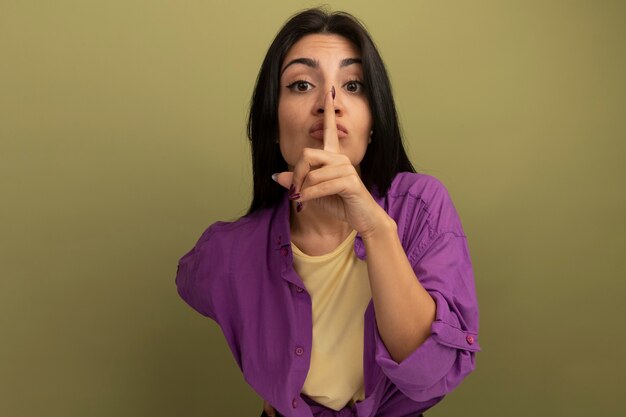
[286, 80, 314, 92]
[344, 80, 364, 93]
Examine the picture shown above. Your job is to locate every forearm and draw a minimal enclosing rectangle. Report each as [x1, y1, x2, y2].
[361, 210, 436, 363]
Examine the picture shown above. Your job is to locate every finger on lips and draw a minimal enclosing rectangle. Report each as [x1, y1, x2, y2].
[323, 87, 340, 153]
[286, 87, 341, 213]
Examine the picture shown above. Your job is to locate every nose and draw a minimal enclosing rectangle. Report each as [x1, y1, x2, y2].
[315, 86, 341, 115]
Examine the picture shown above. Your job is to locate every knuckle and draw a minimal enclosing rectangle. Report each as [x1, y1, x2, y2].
[302, 147, 314, 159]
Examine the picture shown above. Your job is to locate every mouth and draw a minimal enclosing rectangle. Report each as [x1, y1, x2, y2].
[309, 121, 349, 140]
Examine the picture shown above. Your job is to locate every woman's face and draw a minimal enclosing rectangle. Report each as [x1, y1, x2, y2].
[277, 34, 372, 171]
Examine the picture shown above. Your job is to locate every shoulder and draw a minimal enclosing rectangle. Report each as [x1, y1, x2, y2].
[387, 172, 447, 198]
[384, 172, 465, 236]
[196, 206, 273, 246]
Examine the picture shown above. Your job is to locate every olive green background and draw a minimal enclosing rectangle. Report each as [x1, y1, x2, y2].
[1, 1, 624, 416]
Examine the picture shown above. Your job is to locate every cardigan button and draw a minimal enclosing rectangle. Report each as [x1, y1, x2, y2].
[296, 286, 304, 293]
[295, 346, 304, 356]
[280, 247, 289, 257]
[292, 398, 298, 408]
[466, 335, 475, 345]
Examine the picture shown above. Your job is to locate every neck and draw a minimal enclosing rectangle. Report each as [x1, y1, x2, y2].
[289, 201, 352, 239]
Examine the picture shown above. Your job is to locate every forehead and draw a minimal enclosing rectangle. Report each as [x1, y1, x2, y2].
[283, 34, 360, 63]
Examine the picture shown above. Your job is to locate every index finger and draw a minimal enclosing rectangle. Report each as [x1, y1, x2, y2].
[323, 87, 339, 153]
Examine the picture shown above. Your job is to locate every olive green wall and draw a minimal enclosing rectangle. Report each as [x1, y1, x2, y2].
[1, 1, 624, 416]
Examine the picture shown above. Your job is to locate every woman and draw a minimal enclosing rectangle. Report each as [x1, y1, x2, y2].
[176, 8, 480, 417]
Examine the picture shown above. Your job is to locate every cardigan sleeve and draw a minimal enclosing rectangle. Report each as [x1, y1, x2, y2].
[175, 222, 245, 371]
[175, 223, 230, 324]
[373, 178, 481, 402]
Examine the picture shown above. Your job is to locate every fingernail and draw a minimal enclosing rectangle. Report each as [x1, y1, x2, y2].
[331, 85, 335, 100]
[271, 173, 279, 182]
[296, 201, 303, 212]
[288, 193, 301, 200]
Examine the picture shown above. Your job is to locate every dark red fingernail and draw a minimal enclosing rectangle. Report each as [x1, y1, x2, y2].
[288, 193, 301, 200]
[296, 202, 303, 212]
[331, 86, 335, 99]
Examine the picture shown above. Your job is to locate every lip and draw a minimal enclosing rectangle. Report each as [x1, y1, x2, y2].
[309, 120, 349, 140]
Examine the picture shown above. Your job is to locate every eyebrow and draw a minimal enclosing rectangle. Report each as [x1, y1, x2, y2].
[280, 57, 362, 75]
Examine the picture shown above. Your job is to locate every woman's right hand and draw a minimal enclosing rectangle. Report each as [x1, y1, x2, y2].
[262, 400, 277, 417]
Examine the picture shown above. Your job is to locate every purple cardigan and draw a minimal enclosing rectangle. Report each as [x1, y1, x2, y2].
[176, 172, 481, 417]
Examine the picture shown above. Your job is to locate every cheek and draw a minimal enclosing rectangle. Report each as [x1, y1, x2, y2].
[355, 104, 373, 153]
[278, 99, 310, 151]
[278, 100, 300, 134]
[355, 104, 373, 136]
[277, 102, 287, 133]
[277, 100, 302, 166]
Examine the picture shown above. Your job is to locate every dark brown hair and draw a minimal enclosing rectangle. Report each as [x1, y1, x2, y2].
[246, 7, 415, 214]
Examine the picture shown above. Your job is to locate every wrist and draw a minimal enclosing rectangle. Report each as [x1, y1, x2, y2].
[360, 208, 397, 241]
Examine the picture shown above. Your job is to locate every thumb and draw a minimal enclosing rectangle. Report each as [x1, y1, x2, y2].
[271, 171, 293, 191]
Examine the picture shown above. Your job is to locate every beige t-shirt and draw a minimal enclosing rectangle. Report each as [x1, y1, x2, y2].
[291, 229, 372, 411]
